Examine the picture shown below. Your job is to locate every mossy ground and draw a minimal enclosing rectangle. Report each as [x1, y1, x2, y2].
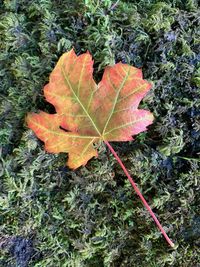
[0, 0, 200, 266]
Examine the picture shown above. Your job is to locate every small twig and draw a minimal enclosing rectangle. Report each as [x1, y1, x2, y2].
[110, 0, 120, 11]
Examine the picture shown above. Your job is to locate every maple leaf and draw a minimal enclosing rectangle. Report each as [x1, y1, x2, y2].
[26, 50, 175, 247]
[26, 49, 153, 169]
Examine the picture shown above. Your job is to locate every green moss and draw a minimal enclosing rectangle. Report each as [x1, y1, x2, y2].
[0, 0, 199, 266]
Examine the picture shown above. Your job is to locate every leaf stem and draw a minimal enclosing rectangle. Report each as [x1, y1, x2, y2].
[105, 140, 175, 247]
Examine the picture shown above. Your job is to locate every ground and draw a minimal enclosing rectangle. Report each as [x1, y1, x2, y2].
[0, 0, 200, 266]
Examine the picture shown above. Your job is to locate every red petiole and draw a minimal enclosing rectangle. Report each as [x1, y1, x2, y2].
[105, 141, 175, 248]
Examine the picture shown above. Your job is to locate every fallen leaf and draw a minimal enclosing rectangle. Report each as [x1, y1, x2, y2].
[26, 49, 153, 168]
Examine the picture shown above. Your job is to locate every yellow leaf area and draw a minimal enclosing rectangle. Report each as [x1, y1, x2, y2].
[26, 49, 154, 169]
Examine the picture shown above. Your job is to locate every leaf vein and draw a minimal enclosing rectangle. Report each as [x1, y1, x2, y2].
[104, 117, 150, 135]
[102, 66, 131, 136]
[61, 57, 101, 136]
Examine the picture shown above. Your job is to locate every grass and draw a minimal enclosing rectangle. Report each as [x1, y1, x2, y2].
[0, 0, 200, 266]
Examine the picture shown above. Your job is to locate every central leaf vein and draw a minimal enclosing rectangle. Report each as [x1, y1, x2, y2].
[61, 57, 101, 137]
